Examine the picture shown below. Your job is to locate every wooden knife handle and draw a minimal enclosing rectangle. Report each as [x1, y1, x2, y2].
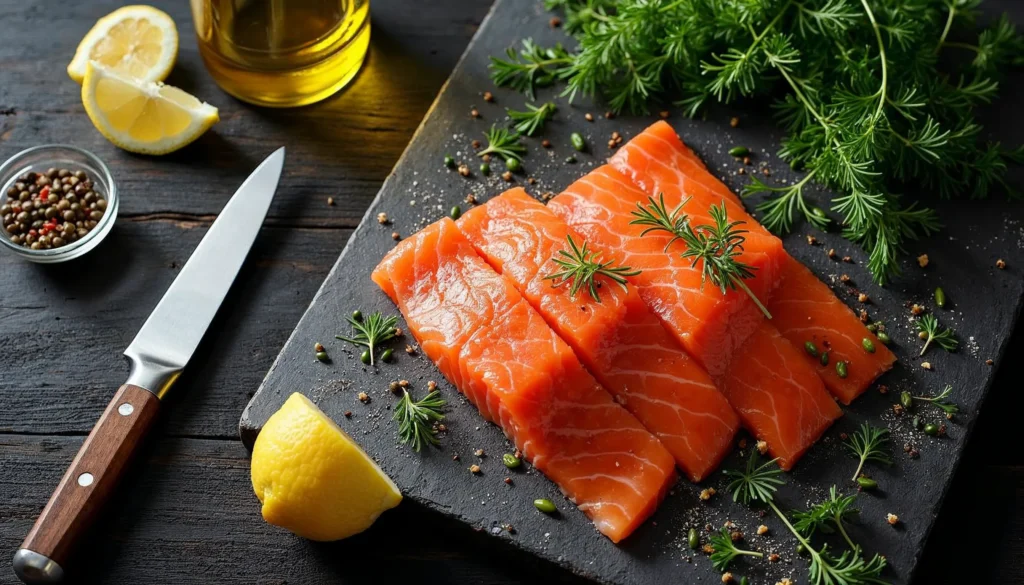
[14, 384, 160, 584]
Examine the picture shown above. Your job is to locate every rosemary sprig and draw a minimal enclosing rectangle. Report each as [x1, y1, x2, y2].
[544, 234, 640, 302]
[335, 311, 398, 366]
[508, 101, 557, 136]
[845, 423, 892, 482]
[708, 526, 764, 571]
[630, 194, 772, 319]
[916, 314, 958, 356]
[393, 389, 446, 452]
[913, 384, 959, 416]
[792, 486, 860, 551]
[477, 125, 527, 162]
[488, 39, 572, 100]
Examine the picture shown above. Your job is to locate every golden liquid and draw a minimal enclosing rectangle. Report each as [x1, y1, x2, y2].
[191, 0, 370, 107]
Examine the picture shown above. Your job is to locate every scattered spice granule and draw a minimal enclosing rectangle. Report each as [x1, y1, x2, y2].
[326, 197, 335, 206]
[738, 167, 746, 175]
[917, 254, 929, 268]
[777, 579, 794, 585]
[474, 449, 485, 457]
[514, 449, 522, 459]
[528, 177, 537, 185]
[858, 310, 869, 323]
[878, 384, 889, 394]
[769, 553, 780, 562]
[757, 525, 769, 536]
[605, 111, 614, 119]
[458, 164, 471, 177]
[541, 191, 555, 201]
[377, 212, 388, 224]
[806, 235, 818, 245]
[702, 544, 715, 555]
[722, 572, 734, 583]
[549, 16, 562, 27]
[344, 411, 352, 418]
[730, 116, 740, 127]
[892, 404, 904, 416]
[841, 256, 852, 263]
[886, 513, 899, 526]
[504, 477, 513, 485]
[483, 91, 493, 102]
[840, 432, 849, 440]
[392, 231, 401, 241]
[828, 248, 838, 260]
[986, 359, 994, 366]
[542, 139, 551, 148]
[921, 362, 933, 370]
[996, 258, 1007, 269]
[585, 112, 594, 122]
[427, 380, 437, 391]
[482, 153, 491, 162]
[730, 531, 743, 542]
[389, 381, 402, 394]
[699, 488, 716, 501]
[858, 293, 870, 304]
[452, 454, 460, 461]
[465, 193, 478, 205]
[660, 110, 670, 119]
[840, 274, 851, 284]
[470, 109, 480, 118]
[469, 464, 481, 474]
[394, 328, 403, 337]
[744, 156, 752, 166]
[502, 171, 513, 182]
[437, 423, 447, 433]
[399, 379, 410, 387]
[756, 440, 769, 455]
[938, 424, 947, 437]
[472, 139, 481, 149]
[909, 448, 920, 459]
[357, 392, 369, 403]
[738, 438, 748, 449]
[911, 303, 925, 316]
[314, 342, 325, 352]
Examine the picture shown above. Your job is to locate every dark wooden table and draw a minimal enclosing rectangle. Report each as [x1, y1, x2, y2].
[1, 1, 1020, 583]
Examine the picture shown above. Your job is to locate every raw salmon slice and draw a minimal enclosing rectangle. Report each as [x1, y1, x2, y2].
[548, 164, 783, 377]
[768, 256, 897, 404]
[611, 121, 894, 402]
[551, 172, 841, 469]
[456, 188, 740, 482]
[372, 218, 676, 542]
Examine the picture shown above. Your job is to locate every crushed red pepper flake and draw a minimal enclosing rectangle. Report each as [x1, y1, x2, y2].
[549, 16, 561, 28]
[472, 139, 481, 149]
[877, 384, 889, 394]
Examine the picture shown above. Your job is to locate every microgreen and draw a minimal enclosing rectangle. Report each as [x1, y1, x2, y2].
[916, 314, 959, 356]
[709, 526, 764, 571]
[335, 311, 398, 366]
[845, 423, 892, 482]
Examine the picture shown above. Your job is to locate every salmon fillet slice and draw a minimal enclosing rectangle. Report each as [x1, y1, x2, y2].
[548, 164, 783, 377]
[372, 218, 676, 542]
[456, 188, 740, 481]
[610, 121, 895, 402]
[769, 256, 897, 404]
[550, 172, 841, 469]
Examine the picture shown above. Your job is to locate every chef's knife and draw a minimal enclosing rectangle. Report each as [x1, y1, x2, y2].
[12, 148, 286, 584]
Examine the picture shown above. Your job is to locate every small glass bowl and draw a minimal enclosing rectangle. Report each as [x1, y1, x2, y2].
[0, 145, 118, 263]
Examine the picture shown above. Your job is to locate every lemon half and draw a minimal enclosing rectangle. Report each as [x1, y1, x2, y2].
[251, 393, 403, 541]
[68, 5, 178, 85]
[82, 62, 219, 155]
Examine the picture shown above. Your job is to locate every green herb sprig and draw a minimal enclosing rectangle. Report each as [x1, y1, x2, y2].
[708, 527, 764, 571]
[508, 102, 557, 136]
[393, 390, 446, 452]
[544, 234, 640, 302]
[916, 314, 958, 356]
[336, 311, 398, 366]
[845, 423, 892, 482]
[914, 384, 959, 416]
[792, 486, 860, 551]
[492, 1, 1024, 285]
[631, 195, 772, 319]
[478, 125, 527, 162]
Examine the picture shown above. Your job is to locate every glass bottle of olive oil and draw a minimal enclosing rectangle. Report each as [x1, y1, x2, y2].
[190, 0, 370, 108]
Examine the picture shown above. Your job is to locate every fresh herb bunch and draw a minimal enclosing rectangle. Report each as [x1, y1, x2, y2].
[708, 526, 764, 571]
[631, 195, 772, 318]
[916, 314, 958, 355]
[508, 101, 558, 136]
[544, 234, 641, 302]
[914, 384, 959, 415]
[792, 486, 861, 550]
[845, 423, 892, 482]
[393, 390, 446, 452]
[494, 0, 1024, 284]
[336, 311, 398, 366]
[478, 125, 527, 162]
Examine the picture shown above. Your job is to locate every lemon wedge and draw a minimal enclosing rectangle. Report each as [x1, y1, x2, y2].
[251, 393, 403, 541]
[82, 62, 219, 155]
[68, 5, 178, 85]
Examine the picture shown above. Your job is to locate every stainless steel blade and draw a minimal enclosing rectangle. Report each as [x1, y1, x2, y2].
[123, 148, 285, 397]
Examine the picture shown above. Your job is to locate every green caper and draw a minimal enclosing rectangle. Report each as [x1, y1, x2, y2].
[811, 207, 827, 219]
[924, 423, 939, 436]
[862, 338, 876, 353]
[836, 361, 848, 379]
[856, 476, 878, 490]
[534, 498, 557, 513]
[866, 322, 879, 333]
[352, 310, 363, 321]
[688, 527, 699, 549]
[503, 453, 521, 468]
[360, 350, 371, 364]
[571, 132, 586, 152]
[796, 543, 807, 555]
[820, 351, 829, 366]
[315, 351, 329, 363]
[505, 157, 522, 172]
[480, 162, 491, 175]
[444, 154, 455, 168]
[804, 341, 819, 357]
[728, 146, 750, 157]
[740, 577, 749, 585]
[900, 391, 913, 410]
[934, 287, 947, 308]
[381, 348, 394, 363]
[877, 331, 891, 344]
[450, 205, 462, 220]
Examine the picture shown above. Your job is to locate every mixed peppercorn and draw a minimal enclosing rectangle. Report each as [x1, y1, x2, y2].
[2, 167, 107, 250]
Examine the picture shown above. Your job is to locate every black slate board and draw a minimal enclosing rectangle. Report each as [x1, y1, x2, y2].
[241, 1, 1024, 583]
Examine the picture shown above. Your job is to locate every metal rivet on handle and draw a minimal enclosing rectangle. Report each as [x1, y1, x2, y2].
[78, 473, 94, 487]
[118, 403, 134, 416]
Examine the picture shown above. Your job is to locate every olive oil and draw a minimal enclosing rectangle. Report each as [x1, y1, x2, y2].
[190, 0, 370, 108]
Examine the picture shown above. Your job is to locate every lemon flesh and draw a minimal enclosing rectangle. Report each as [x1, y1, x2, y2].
[68, 5, 178, 84]
[82, 62, 219, 155]
[251, 393, 402, 541]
